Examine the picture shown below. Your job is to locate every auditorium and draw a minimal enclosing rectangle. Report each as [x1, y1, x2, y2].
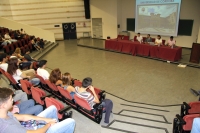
[0, 0, 200, 133]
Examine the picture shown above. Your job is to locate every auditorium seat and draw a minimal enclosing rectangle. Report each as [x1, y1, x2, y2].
[123, 36, 129, 40]
[74, 94, 103, 124]
[35, 74, 50, 92]
[162, 40, 166, 45]
[3, 45, 10, 55]
[173, 114, 199, 133]
[181, 101, 200, 117]
[4, 71, 21, 90]
[20, 79, 32, 96]
[45, 97, 72, 121]
[73, 80, 82, 87]
[134, 36, 137, 41]
[152, 38, 155, 42]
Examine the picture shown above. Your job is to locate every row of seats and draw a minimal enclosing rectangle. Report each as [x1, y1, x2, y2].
[0, 67, 106, 124]
[173, 99, 200, 132]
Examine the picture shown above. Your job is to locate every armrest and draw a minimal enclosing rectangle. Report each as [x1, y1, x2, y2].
[183, 102, 191, 110]
[98, 90, 105, 95]
[176, 114, 186, 125]
[40, 94, 53, 100]
[58, 106, 71, 114]
[93, 103, 102, 109]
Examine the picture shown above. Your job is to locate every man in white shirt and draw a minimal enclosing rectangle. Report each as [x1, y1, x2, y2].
[166, 36, 176, 47]
[0, 53, 8, 71]
[136, 33, 143, 42]
[4, 32, 17, 42]
[37, 60, 50, 80]
[155, 35, 162, 45]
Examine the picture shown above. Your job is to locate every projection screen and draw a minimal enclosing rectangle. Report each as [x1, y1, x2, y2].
[135, 0, 182, 36]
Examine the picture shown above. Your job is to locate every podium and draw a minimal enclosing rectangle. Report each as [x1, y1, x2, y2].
[189, 43, 200, 63]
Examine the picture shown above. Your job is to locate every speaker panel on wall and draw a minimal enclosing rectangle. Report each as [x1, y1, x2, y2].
[84, 0, 90, 19]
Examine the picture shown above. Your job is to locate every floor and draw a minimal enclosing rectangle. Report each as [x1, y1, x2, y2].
[1, 39, 200, 133]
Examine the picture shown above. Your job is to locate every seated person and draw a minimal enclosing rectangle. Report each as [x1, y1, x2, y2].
[191, 117, 200, 133]
[24, 51, 37, 62]
[31, 38, 42, 51]
[37, 60, 50, 80]
[0, 87, 76, 133]
[166, 36, 176, 47]
[14, 30, 22, 40]
[0, 35, 11, 46]
[145, 34, 152, 43]
[11, 88, 28, 103]
[49, 68, 62, 85]
[61, 72, 75, 98]
[0, 53, 8, 71]
[136, 33, 143, 42]
[4, 32, 17, 42]
[20, 28, 26, 35]
[75, 77, 113, 124]
[13, 48, 24, 59]
[7, 57, 40, 86]
[155, 35, 162, 45]
[11, 99, 43, 115]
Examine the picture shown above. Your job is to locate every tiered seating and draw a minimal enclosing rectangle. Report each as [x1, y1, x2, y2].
[0, 27, 44, 55]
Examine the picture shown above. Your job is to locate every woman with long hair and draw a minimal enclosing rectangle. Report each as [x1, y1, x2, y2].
[7, 57, 40, 85]
[61, 72, 75, 98]
[49, 68, 62, 85]
[13, 48, 24, 59]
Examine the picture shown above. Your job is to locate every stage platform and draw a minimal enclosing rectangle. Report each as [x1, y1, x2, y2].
[77, 38, 200, 69]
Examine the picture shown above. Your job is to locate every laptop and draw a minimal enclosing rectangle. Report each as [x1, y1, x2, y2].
[148, 42, 155, 45]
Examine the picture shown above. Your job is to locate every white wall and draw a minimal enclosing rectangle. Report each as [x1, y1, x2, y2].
[0, 17, 55, 42]
[90, 0, 118, 39]
[120, 0, 200, 48]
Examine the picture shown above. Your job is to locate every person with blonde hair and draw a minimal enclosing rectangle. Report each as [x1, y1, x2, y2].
[62, 72, 75, 98]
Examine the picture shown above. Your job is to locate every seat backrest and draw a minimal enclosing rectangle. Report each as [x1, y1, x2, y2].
[45, 79, 58, 91]
[74, 80, 82, 87]
[134, 36, 137, 41]
[31, 87, 46, 105]
[188, 102, 200, 114]
[152, 38, 155, 42]
[45, 97, 64, 119]
[162, 40, 166, 45]
[183, 114, 199, 131]
[57, 86, 73, 100]
[74, 94, 92, 111]
[20, 79, 32, 95]
[35, 74, 46, 85]
[4, 71, 17, 84]
[0, 68, 6, 75]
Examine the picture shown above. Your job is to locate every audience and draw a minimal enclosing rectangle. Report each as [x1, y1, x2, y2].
[75, 77, 113, 124]
[62, 72, 75, 98]
[49, 68, 62, 85]
[136, 33, 143, 43]
[7, 57, 40, 86]
[191, 118, 200, 133]
[155, 35, 162, 46]
[0, 53, 8, 71]
[0, 87, 76, 133]
[145, 34, 152, 43]
[37, 60, 50, 80]
[166, 36, 176, 47]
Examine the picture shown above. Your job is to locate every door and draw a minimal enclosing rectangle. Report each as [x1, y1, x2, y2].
[62, 23, 77, 40]
[92, 18, 103, 39]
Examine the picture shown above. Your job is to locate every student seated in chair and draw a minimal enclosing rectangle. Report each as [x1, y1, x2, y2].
[155, 35, 162, 46]
[145, 34, 152, 43]
[61, 72, 75, 99]
[166, 36, 176, 47]
[75, 77, 113, 124]
[0, 87, 75, 133]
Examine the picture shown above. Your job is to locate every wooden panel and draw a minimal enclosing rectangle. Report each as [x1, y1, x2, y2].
[189, 43, 200, 63]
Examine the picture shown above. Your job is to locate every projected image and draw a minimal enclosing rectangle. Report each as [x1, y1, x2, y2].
[137, 4, 178, 35]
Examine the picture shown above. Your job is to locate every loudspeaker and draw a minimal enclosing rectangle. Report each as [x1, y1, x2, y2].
[84, 0, 90, 19]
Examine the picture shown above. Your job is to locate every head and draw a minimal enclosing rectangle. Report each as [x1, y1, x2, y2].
[62, 72, 71, 85]
[147, 34, 150, 38]
[7, 57, 19, 75]
[170, 36, 173, 41]
[20, 28, 23, 31]
[137, 33, 140, 37]
[0, 53, 7, 62]
[49, 68, 62, 84]
[82, 77, 92, 88]
[0, 87, 14, 111]
[157, 35, 161, 39]
[38, 60, 47, 68]
[14, 48, 21, 54]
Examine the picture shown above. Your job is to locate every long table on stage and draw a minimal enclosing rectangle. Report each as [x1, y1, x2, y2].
[105, 39, 182, 61]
